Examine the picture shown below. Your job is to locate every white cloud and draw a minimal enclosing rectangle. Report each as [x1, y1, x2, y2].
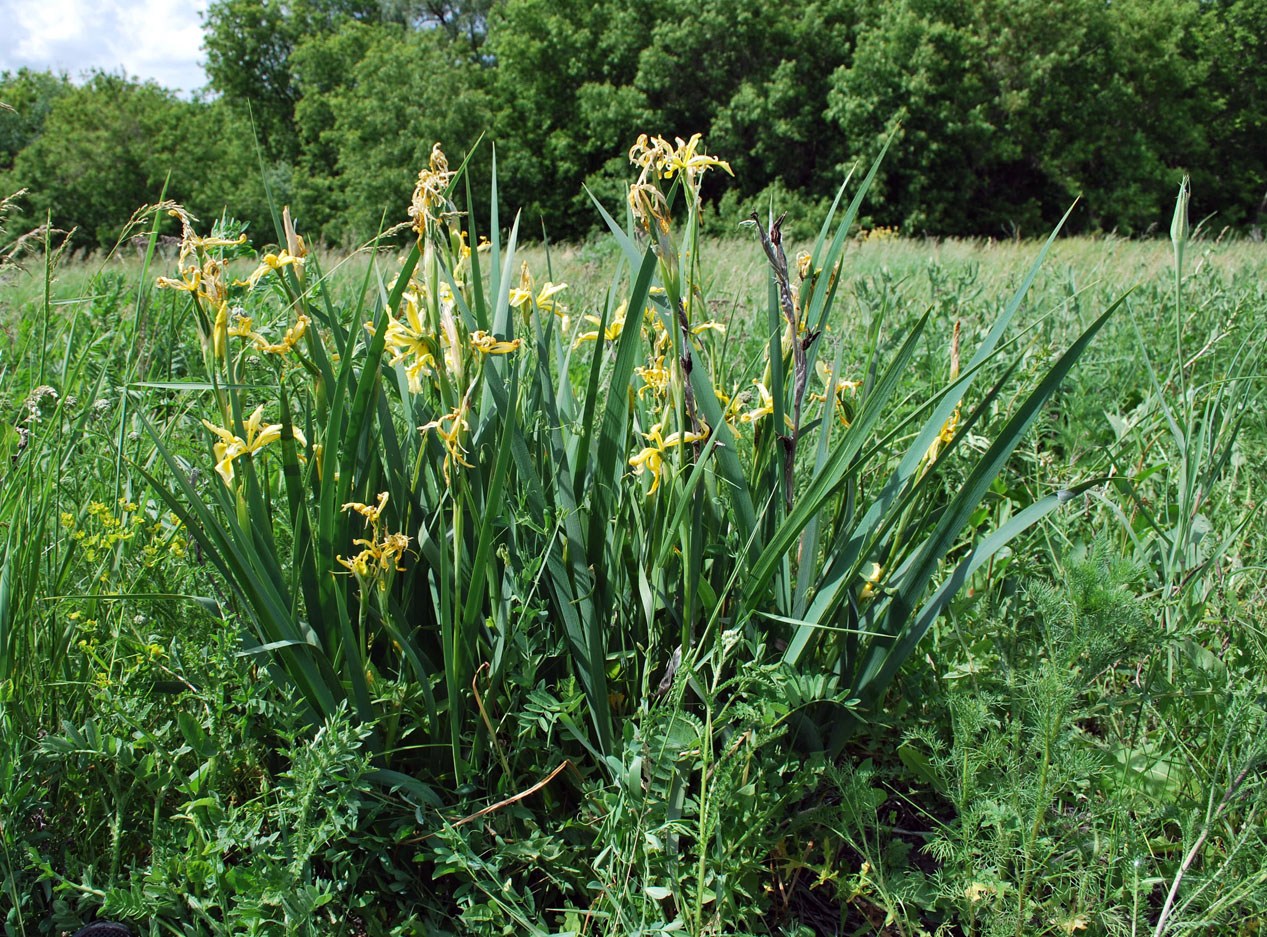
[0, 0, 209, 95]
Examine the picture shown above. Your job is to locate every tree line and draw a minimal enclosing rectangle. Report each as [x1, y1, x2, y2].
[2, 0, 1264, 251]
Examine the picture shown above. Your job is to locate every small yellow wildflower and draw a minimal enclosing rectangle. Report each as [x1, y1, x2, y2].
[964, 882, 996, 903]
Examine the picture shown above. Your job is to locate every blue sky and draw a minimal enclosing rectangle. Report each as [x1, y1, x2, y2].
[0, 0, 209, 95]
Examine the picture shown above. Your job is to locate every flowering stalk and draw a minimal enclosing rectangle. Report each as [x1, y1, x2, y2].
[751, 211, 821, 511]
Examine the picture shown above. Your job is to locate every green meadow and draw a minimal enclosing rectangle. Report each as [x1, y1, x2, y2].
[1, 149, 1265, 937]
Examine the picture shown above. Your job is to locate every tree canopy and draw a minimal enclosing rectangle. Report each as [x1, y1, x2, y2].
[1, 0, 1264, 249]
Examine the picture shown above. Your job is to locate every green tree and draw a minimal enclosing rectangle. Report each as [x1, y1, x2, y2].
[485, 0, 653, 234]
[1198, 0, 1267, 227]
[827, 0, 1207, 236]
[7, 74, 270, 250]
[0, 69, 72, 174]
[202, 0, 382, 161]
[289, 19, 389, 235]
[8, 74, 188, 247]
[709, 1, 862, 206]
[320, 25, 494, 243]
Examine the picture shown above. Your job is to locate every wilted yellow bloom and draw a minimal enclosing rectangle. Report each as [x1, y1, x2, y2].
[155, 267, 201, 293]
[255, 313, 310, 355]
[338, 493, 411, 581]
[439, 293, 464, 383]
[342, 491, 389, 524]
[337, 532, 411, 579]
[409, 142, 457, 237]
[201, 405, 306, 487]
[470, 330, 522, 355]
[628, 133, 676, 175]
[628, 182, 672, 235]
[282, 206, 307, 266]
[212, 301, 230, 360]
[420, 400, 473, 484]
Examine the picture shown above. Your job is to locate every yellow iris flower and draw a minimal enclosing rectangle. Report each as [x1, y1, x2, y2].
[379, 290, 439, 394]
[574, 307, 626, 346]
[239, 250, 303, 291]
[634, 355, 670, 399]
[628, 422, 709, 496]
[739, 380, 776, 425]
[860, 562, 884, 601]
[201, 405, 306, 487]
